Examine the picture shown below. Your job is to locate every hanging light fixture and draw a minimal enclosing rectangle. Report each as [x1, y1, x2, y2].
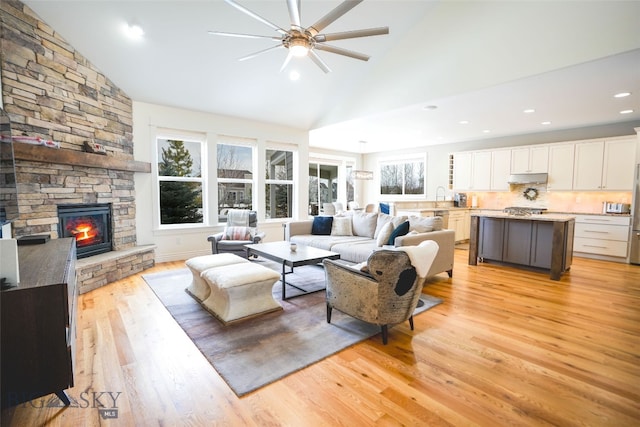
[352, 140, 373, 180]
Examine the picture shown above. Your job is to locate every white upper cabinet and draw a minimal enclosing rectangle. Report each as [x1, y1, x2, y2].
[510, 145, 549, 173]
[452, 152, 472, 190]
[573, 138, 636, 190]
[602, 138, 637, 190]
[547, 143, 575, 190]
[491, 149, 511, 191]
[471, 151, 492, 190]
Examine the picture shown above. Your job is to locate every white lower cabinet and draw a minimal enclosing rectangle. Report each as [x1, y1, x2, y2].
[573, 215, 631, 259]
[449, 209, 471, 242]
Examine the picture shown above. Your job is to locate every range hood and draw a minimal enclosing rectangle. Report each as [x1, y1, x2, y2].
[507, 173, 548, 184]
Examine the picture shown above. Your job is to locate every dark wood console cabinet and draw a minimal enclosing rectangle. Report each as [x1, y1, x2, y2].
[1, 238, 77, 408]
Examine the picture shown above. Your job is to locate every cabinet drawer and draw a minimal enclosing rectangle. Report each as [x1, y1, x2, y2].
[573, 237, 628, 257]
[575, 215, 631, 226]
[574, 223, 629, 241]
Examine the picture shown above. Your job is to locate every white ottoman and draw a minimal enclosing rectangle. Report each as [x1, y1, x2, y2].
[200, 262, 282, 324]
[185, 253, 249, 302]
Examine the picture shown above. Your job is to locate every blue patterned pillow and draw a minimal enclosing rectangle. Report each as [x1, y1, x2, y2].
[311, 216, 333, 235]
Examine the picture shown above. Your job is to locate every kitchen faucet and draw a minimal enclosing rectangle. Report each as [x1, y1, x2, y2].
[436, 186, 446, 202]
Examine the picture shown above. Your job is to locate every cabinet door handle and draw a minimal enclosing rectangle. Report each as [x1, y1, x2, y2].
[584, 230, 609, 234]
[584, 244, 607, 249]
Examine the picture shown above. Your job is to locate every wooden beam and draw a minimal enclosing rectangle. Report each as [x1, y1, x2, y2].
[12, 142, 151, 173]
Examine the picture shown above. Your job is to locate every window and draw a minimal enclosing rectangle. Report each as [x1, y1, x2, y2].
[308, 162, 338, 215]
[157, 137, 204, 226]
[265, 148, 294, 219]
[217, 143, 253, 222]
[380, 159, 425, 196]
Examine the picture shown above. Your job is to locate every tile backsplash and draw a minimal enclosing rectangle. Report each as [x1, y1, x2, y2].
[469, 187, 632, 213]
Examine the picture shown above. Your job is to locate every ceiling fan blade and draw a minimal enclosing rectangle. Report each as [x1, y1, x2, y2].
[224, 0, 288, 35]
[208, 31, 281, 41]
[287, 0, 302, 28]
[314, 44, 370, 61]
[313, 27, 389, 43]
[308, 51, 331, 73]
[238, 45, 283, 62]
[279, 52, 294, 72]
[307, 0, 363, 36]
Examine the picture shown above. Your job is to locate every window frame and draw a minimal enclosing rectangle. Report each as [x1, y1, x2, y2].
[264, 143, 297, 222]
[154, 130, 207, 230]
[378, 155, 427, 199]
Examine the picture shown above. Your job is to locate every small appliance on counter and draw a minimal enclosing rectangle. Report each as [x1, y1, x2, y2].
[603, 202, 631, 214]
[454, 193, 467, 207]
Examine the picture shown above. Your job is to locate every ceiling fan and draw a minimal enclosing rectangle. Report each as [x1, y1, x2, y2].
[208, 0, 389, 73]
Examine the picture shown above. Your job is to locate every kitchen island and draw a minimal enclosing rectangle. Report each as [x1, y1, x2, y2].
[468, 212, 575, 280]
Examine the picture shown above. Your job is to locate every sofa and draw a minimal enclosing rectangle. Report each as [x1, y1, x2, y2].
[284, 211, 455, 278]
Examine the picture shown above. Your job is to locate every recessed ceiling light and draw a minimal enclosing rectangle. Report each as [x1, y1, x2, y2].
[423, 105, 438, 110]
[523, 108, 535, 113]
[620, 109, 634, 114]
[482, 129, 491, 133]
[289, 70, 300, 81]
[123, 23, 144, 39]
[541, 121, 552, 125]
[614, 92, 631, 98]
[459, 120, 469, 125]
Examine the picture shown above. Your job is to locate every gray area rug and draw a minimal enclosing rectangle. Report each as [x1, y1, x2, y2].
[143, 258, 443, 397]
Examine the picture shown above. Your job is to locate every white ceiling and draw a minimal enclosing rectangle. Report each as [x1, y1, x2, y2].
[22, 1, 640, 154]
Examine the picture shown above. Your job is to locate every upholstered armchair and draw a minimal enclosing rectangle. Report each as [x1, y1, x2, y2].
[323, 241, 439, 344]
[207, 209, 264, 258]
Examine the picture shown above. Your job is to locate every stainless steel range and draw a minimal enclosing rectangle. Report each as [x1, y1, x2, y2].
[503, 206, 548, 216]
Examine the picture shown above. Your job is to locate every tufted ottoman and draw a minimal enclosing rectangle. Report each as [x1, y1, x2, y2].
[200, 262, 282, 324]
[185, 253, 250, 302]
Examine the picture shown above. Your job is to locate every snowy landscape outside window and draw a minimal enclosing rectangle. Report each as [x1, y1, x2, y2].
[157, 138, 204, 225]
[379, 159, 425, 196]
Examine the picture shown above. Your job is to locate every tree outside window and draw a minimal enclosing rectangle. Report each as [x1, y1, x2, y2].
[157, 139, 204, 225]
[380, 159, 425, 196]
[265, 149, 294, 219]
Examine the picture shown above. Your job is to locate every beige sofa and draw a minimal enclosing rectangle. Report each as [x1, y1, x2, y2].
[284, 212, 455, 278]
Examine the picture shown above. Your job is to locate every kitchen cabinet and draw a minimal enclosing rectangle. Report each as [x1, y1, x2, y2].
[547, 143, 575, 190]
[449, 209, 471, 242]
[573, 214, 631, 259]
[452, 152, 471, 190]
[491, 149, 511, 191]
[471, 151, 492, 190]
[573, 138, 636, 190]
[471, 213, 574, 280]
[511, 145, 549, 174]
[1, 238, 77, 407]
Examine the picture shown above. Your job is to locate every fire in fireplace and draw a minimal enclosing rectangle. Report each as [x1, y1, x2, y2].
[58, 203, 112, 258]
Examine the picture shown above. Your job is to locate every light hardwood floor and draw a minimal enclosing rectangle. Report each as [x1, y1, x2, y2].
[3, 248, 639, 426]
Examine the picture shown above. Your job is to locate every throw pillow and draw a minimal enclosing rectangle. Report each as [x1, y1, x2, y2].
[222, 226, 253, 241]
[388, 221, 410, 245]
[311, 216, 333, 235]
[375, 221, 394, 247]
[408, 215, 443, 232]
[331, 216, 353, 236]
[351, 212, 378, 238]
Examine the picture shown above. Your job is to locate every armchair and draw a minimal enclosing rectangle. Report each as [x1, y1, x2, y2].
[207, 209, 264, 258]
[323, 241, 438, 344]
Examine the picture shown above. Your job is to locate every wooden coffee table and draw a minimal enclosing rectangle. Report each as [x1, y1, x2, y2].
[245, 241, 340, 300]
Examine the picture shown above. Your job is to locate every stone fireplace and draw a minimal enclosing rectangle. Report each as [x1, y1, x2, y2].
[58, 203, 112, 258]
[1, 0, 155, 294]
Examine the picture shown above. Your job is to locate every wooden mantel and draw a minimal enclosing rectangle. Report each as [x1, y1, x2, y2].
[13, 142, 151, 173]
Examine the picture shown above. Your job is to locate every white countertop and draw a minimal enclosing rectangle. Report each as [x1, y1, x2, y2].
[470, 212, 575, 222]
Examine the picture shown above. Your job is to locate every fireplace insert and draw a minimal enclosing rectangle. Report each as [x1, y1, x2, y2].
[58, 203, 112, 258]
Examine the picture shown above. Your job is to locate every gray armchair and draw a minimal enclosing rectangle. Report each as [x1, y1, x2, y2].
[323, 245, 437, 344]
[207, 209, 264, 258]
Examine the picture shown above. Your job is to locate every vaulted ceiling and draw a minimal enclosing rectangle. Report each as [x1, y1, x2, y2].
[22, 1, 640, 153]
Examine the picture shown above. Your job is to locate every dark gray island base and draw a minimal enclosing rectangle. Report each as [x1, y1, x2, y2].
[469, 212, 575, 280]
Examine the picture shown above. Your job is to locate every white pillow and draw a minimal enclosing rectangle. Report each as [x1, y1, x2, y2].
[350, 261, 369, 273]
[331, 216, 353, 236]
[375, 222, 394, 247]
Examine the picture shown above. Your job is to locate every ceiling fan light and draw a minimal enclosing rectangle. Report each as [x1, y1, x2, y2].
[289, 39, 310, 57]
